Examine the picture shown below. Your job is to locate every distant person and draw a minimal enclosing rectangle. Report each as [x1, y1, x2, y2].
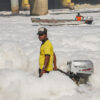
[75, 13, 84, 21]
[37, 27, 57, 77]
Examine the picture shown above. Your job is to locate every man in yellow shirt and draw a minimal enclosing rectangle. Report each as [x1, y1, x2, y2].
[37, 27, 57, 77]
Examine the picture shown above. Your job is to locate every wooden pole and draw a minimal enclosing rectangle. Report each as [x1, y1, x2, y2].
[11, 0, 19, 14]
[22, 0, 30, 10]
[30, 0, 48, 16]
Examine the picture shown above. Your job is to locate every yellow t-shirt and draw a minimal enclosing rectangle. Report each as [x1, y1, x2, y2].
[39, 40, 54, 71]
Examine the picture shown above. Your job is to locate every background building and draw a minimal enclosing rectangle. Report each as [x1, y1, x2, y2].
[0, 0, 100, 11]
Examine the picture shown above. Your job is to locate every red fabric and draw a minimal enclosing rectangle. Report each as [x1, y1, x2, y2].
[76, 16, 83, 21]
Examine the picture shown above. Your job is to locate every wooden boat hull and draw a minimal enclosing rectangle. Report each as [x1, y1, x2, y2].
[31, 18, 93, 26]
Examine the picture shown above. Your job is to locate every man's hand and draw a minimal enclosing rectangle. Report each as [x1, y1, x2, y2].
[39, 70, 46, 77]
[39, 65, 47, 77]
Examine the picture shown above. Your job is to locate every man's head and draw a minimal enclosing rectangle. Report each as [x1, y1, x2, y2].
[77, 13, 80, 16]
[37, 27, 47, 41]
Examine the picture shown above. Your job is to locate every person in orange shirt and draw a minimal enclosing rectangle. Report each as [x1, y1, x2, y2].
[75, 13, 84, 21]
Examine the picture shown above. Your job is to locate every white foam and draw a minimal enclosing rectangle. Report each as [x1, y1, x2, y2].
[0, 8, 100, 100]
[0, 43, 29, 71]
[0, 69, 76, 100]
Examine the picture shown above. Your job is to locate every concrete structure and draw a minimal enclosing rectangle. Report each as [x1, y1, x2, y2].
[30, 0, 48, 15]
[0, 0, 100, 11]
[11, 0, 19, 14]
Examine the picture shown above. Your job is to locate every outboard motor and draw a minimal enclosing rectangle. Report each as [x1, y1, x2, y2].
[85, 16, 93, 24]
[67, 60, 94, 84]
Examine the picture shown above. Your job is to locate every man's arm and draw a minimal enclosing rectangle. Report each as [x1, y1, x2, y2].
[40, 55, 50, 77]
[53, 53, 57, 70]
[44, 55, 50, 69]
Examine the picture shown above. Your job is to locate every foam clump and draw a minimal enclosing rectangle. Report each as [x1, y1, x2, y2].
[0, 69, 76, 100]
[0, 43, 29, 71]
